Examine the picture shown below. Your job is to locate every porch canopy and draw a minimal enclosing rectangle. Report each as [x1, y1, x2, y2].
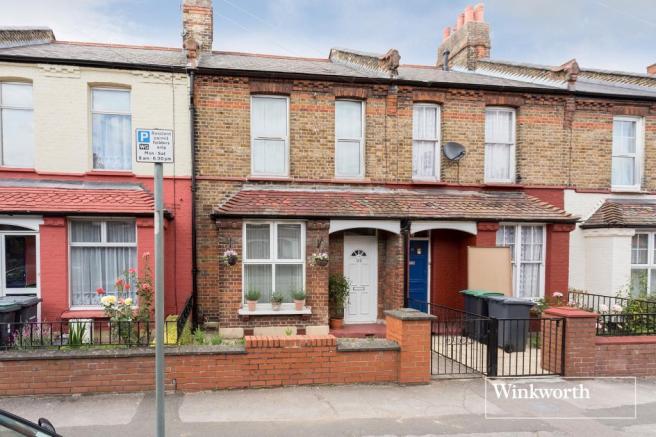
[581, 199, 656, 229]
[0, 180, 156, 215]
[214, 187, 577, 223]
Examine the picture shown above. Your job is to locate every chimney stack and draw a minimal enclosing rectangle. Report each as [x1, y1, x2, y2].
[648, 63, 656, 75]
[182, 0, 213, 66]
[437, 3, 490, 70]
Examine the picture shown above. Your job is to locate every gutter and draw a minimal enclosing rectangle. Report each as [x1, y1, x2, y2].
[0, 54, 187, 74]
[187, 68, 199, 328]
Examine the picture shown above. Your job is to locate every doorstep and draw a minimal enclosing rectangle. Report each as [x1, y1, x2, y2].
[330, 323, 386, 338]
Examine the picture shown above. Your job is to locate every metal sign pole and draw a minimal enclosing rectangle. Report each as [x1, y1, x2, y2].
[154, 162, 165, 437]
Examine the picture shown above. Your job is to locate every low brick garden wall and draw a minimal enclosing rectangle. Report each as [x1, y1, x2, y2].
[543, 306, 656, 377]
[0, 309, 433, 396]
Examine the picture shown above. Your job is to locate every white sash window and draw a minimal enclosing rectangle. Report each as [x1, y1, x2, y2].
[251, 95, 289, 176]
[412, 103, 441, 180]
[485, 107, 516, 183]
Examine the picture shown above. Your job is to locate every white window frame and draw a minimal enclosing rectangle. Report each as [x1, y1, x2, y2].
[91, 87, 132, 171]
[334, 99, 365, 179]
[630, 231, 656, 296]
[250, 95, 290, 177]
[242, 220, 306, 309]
[412, 103, 441, 181]
[611, 116, 644, 192]
[496, 223, 546, 299]
[68, 218, 137, 309]
[484, 106, 516, 184]
[0, 81, 34, 168]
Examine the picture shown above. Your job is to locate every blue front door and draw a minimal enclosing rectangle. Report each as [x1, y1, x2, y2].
[409, 240, 429, 311]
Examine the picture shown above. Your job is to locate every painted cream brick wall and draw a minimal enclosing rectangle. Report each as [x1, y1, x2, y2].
[565, 189, 656, 295]
[0, 62, 191, 176]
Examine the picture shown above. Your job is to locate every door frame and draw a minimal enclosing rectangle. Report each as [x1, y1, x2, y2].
[343, 234, 378, 324]
[0, 231, 41, 299]
[409, 231, 431, 304]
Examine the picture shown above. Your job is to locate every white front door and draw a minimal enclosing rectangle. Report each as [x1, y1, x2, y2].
[343, 235, 378, 324]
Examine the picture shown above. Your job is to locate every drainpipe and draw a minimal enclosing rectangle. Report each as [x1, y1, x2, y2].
[401, 219, 411, 308]
[187, 68, 199, 327]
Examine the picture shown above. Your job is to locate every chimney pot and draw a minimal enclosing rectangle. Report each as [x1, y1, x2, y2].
[474, 3, 485, 22]
[456, 12, 465, 30]
[442, 26, 451, 41]
[648, 63, 656, 75]
[464, 5, 474, 23]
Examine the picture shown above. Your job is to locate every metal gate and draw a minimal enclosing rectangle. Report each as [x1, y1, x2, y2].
[411, 300, 565, 377]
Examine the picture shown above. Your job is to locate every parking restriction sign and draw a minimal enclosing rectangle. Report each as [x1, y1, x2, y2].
[136, 128, 174, 163]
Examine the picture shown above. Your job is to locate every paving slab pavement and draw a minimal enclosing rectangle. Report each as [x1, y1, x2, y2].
[0, 378, 655, 436]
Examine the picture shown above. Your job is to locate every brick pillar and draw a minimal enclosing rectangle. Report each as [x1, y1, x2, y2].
[476, 222, 499, 247]
[545, 224, 575, 301]
[385, 308, 435, 384]
[542, 307, 597, 377]
[39, 217, 68, 321]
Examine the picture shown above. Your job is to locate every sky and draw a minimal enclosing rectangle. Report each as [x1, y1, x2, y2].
[1, 0, 654, 74]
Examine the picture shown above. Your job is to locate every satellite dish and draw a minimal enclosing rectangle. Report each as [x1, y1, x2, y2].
[443, 142, 466, 161]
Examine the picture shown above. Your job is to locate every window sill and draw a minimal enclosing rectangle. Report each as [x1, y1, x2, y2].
[611, 187, 644, 194]
[238, 304, 312, 316]
[86, 170, 136, 177]
[61, 309, 107, 319]
[0, 166, 35, 173]
[247, 175, 292, 182]
[484, 182, 522, 188]
[412, 179, 446, 185]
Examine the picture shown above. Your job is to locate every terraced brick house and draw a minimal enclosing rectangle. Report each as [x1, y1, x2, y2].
[0, 28, 193, 321]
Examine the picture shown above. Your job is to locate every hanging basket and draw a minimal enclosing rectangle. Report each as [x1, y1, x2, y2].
[314, 258, 329, 267]
[225, 254, 238, 266]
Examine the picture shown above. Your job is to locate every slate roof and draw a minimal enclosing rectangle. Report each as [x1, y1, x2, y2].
[581, 199, 656, 228]
[0, 40, 653, 99]
[214, 188, 577, 223]
[0, 180, 154, 215]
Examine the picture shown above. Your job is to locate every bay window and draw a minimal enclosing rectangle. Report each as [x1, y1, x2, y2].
[612, 116, 643, 190]
[251, 95, 289, 176]
[485, 107, 516, 183]
[243, 222, 305, 306]
[69, 219, 137, 306]
[496, 224, 545, 298]
[412, 103, 441, 180]
[92, 88, 132, 170]
[630, 232, 656, 296]
[335, 99, 364, 178]
[1, 82, 34, 168]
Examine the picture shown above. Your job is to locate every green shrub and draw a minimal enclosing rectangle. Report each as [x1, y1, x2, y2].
[292, 290, 306, 300]
[329, 274, 350, 318]
[245, 290, 261, 301]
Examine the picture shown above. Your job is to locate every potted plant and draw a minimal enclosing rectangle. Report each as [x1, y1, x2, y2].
[245, 289, 260, 311]
[310, 251, 329, 267]
[292, 290, 306, 311]
[223, 249, 239, 266]
[329, 274, 350, 329]
[271, 292, 284, 311]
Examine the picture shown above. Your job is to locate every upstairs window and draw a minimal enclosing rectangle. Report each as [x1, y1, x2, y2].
[485, 107, 516, 183]
[243, 222, 305, 305]
[92, 88, 131, 170]
[612, 116, 643, 190]
[0, 82, 34, 168]
[412, 103, 441, 180]
[496, 224, 545, 298]
[251, 95, 288, 176]
[335, 100, 364, 178]
[630, 232, 656, 296]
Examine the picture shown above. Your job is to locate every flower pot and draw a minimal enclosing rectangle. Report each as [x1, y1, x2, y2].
[314, 258, 329, 267]
[329, 318, 343, 330]
[247, 300, 257, 311]
[272, 302, 282, 311]
[294, 299, 305, 311]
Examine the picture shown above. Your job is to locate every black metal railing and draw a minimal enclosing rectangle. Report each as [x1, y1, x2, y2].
[596, 313, 656, 336]
[569, 291, 656, 314]
[0, 319, 179, 350]
[410, 299, 565, 377]
[177, 294, 194, 339]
